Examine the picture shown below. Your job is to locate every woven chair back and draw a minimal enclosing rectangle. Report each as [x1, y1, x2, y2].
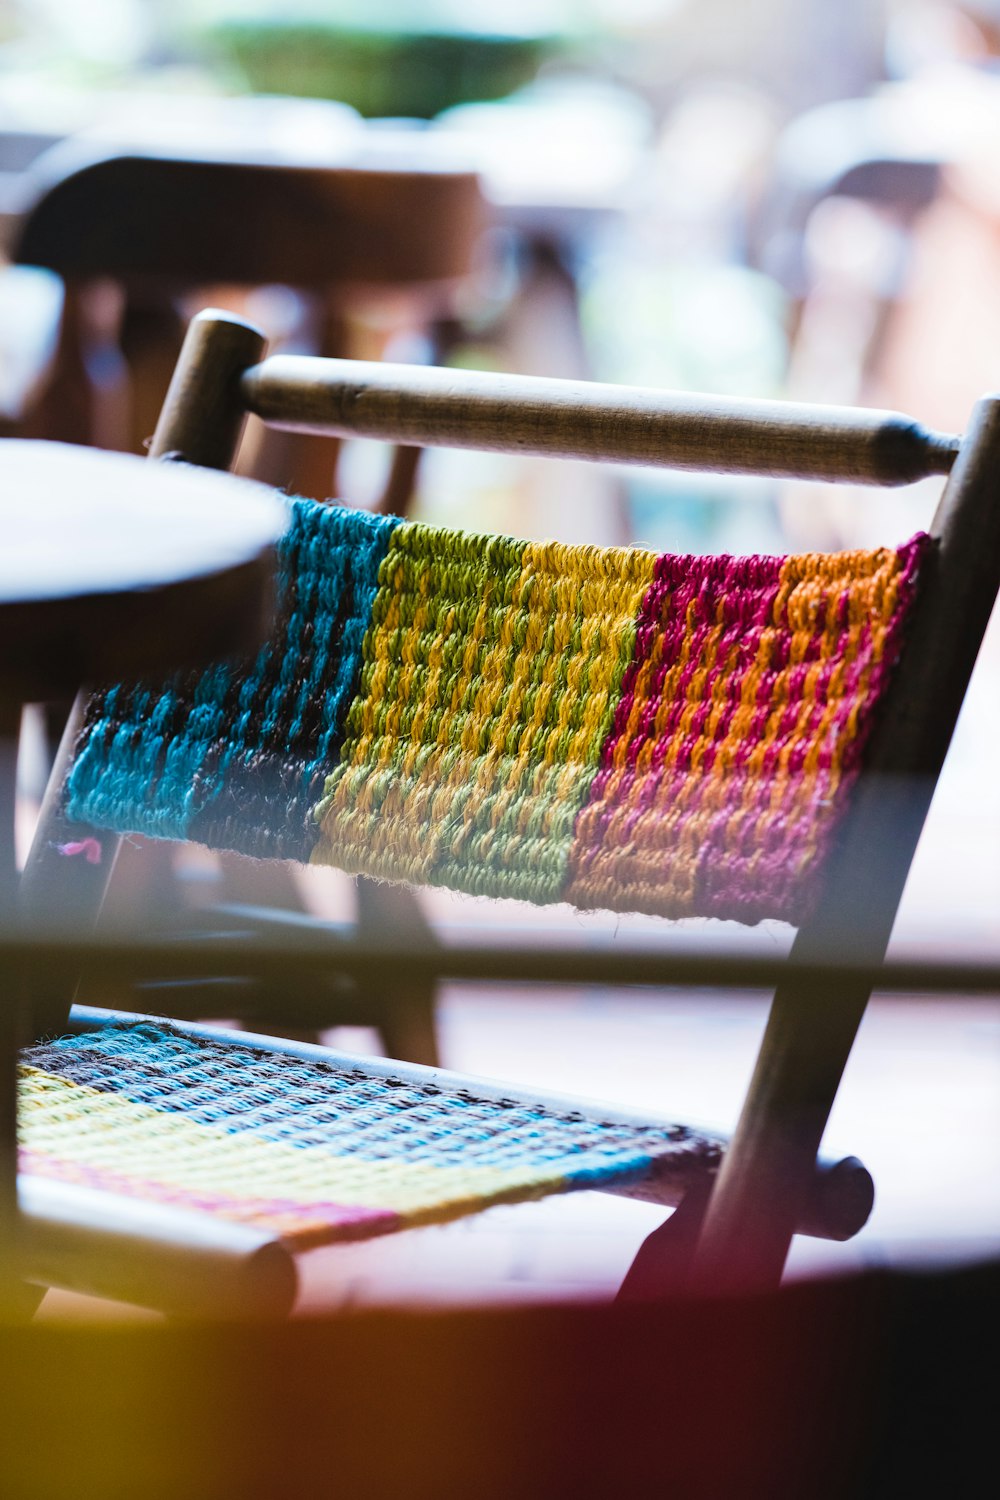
[64, 501, 927, 926]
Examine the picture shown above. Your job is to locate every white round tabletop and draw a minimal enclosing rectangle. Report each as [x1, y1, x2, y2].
[0, 440, 286, 699]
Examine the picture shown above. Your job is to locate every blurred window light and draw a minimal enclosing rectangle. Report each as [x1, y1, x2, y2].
[7, 0, 152, 64]
[181, 1, 575, 37]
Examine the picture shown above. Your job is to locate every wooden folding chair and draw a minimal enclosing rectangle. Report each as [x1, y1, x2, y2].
[7, 307, 999, 1317]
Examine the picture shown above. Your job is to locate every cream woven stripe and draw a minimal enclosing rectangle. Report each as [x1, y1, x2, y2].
[19, 1069, 556, 1218]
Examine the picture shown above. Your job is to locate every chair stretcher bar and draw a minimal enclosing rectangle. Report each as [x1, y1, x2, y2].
[8, 929, 1000, 997]
[19, 1176, 297, 1319]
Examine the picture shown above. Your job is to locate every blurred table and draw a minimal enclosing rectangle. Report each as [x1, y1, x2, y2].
[0, 437, 284, 1285]
[0, 439, 284, 703]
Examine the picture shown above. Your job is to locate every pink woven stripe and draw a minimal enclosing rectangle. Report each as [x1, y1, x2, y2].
[565, 536, 929, 923]
[19, 1150, 400, 1249]
[569, 553, 786, 914]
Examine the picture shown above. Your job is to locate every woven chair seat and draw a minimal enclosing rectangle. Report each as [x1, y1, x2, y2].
[63, 501, 928, 927]
[19, 1016, 723, 1249]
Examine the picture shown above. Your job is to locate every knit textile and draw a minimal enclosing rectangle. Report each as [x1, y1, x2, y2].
[63, 501, 929, 924]
[19, 1020, 721, 1247]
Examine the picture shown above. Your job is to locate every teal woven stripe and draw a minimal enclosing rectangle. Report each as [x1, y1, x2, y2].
[64, 501, 400, 860]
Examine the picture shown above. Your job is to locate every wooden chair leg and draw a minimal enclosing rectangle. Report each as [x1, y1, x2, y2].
[376, 443, 423, 518]
[375, 986, 440, 1069]
[0, 706, 24, 1305]
[355, 877, 440, 1068]
[0, 704, 19, 918]
[74, 837, 190, 1015]
[616, 1186, 712, 1303]
[1, 710, 46, 1322]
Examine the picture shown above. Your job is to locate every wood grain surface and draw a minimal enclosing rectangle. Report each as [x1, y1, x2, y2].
[241, 355, 962, 485]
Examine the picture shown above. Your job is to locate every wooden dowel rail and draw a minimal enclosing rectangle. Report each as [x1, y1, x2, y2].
[240, 355, 962, 486]
[5, 930, 1000, 998]
[19, 1177, 297, 1319]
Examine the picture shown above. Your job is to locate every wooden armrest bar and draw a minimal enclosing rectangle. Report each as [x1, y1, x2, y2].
[240, 356, 961, 486]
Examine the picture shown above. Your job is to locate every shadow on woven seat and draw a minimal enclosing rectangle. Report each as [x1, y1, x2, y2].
[9, 308, 1000, 1318]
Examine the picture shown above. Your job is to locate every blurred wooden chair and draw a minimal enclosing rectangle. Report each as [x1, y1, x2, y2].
[4, 307, 997, 1319]
[2, 141, 487, 1062]
[756, 97, 943, 408]
[3, 139, 487, 505]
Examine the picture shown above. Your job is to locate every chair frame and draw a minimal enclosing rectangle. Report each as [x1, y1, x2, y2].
[9, 306, 1000, 1308]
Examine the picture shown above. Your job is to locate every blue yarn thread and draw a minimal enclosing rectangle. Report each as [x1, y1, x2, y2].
[64, 500, 400, 860]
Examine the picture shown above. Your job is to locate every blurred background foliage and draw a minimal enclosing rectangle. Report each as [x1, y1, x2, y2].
[6, 0, 1000, 555]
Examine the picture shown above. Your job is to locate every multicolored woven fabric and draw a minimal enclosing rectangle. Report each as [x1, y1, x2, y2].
[65, 502, 397, 860]
[64, 500, 929, 924]
[19, 1020, 721, 1247]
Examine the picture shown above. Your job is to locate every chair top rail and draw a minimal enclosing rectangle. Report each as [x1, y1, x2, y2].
[240, 355, 962, 487]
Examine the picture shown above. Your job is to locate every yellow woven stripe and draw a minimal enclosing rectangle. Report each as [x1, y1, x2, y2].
[312, 525, 656, 902]
[311, 527, 526, 884]
[18, 1069, 560, 1220]
[434, 539, 656, 898]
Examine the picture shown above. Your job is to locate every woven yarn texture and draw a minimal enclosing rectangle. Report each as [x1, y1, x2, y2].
[20, 1021, 721, 1247]
[64, 502, 929, 924]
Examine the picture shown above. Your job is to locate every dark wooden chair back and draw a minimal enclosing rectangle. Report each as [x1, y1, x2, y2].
[7, 141, 488, 504]
[12, 143, 486, 294]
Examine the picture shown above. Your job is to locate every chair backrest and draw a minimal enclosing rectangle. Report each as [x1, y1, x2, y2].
[60, 499, 929, 928]
[10, 143, 486, 293]
[24, 308, 1000, 1290]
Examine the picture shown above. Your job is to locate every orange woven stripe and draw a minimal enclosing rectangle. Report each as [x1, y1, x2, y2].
[565, 538, 927, 922]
